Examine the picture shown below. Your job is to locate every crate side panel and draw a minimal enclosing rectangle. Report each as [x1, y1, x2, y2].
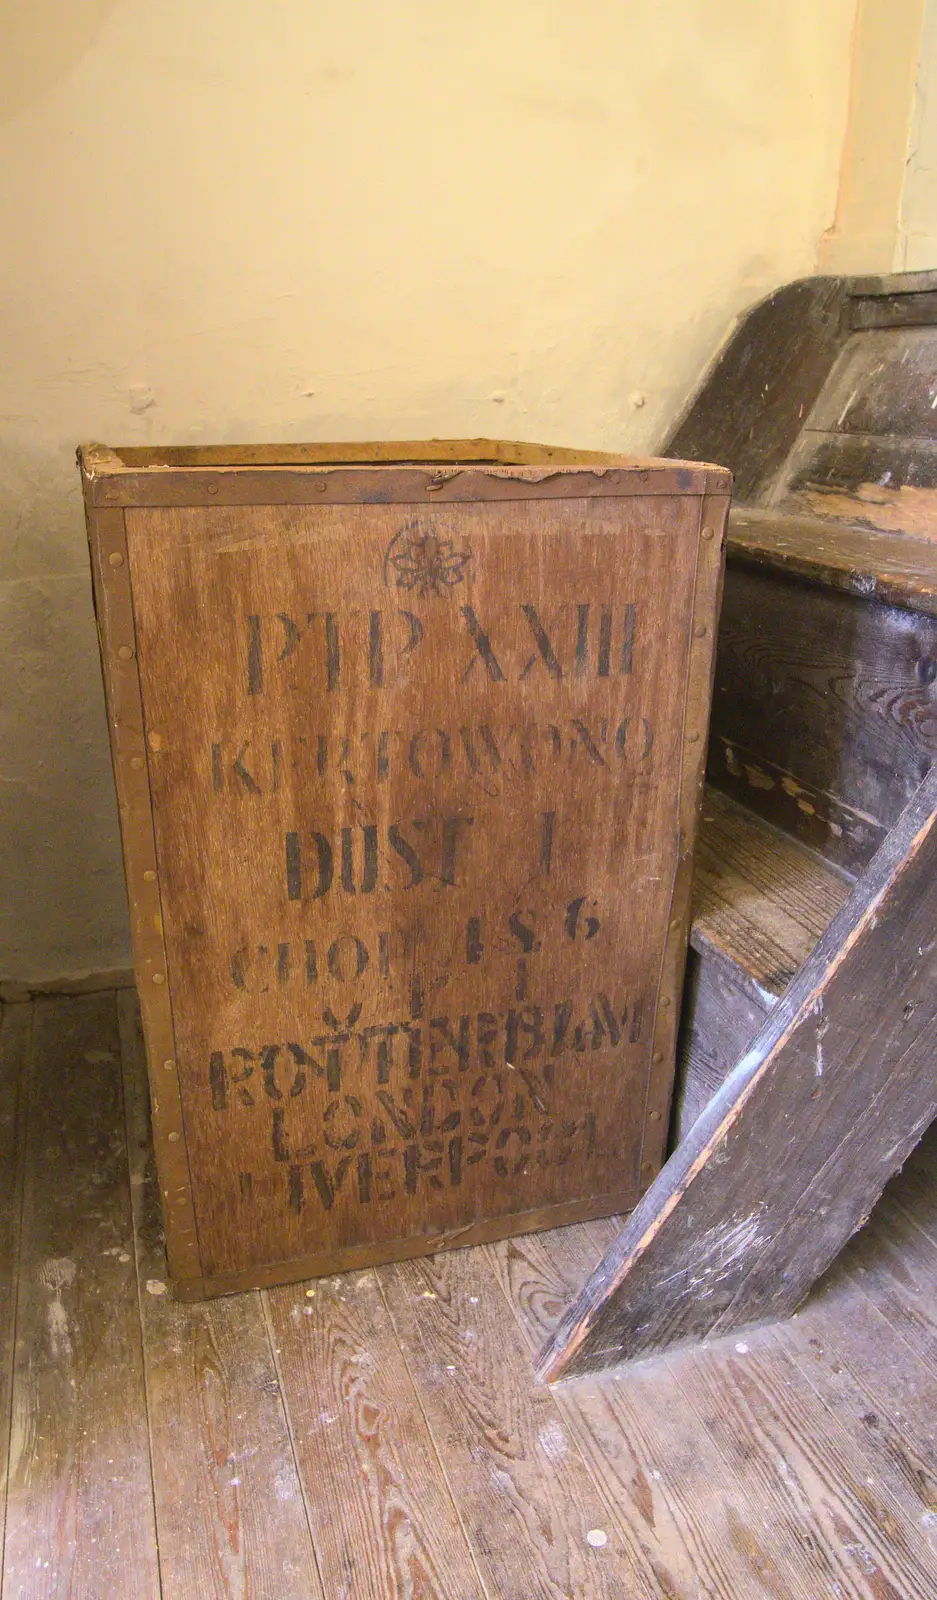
[125, 493, 706, 1279]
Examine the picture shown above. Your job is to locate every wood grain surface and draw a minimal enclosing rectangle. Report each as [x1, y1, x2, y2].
[539, 760, 937, 1378]
[380, 1247, 656, 1597]
[728, 506, 937, 618]
[665, 276, 849, 504]
[2, 995, 160, 1598]
[669, 1328, 937, 1598]
[488, 1222, 862, 1598]
[83, 446, 726, 1293]
[710, 563, 937, 871]
[672, 790, 849, 1145]
[777, 1262, 937, 1530]
[117, 991, 322, 1600]
[691, 788, 850, 996]
[266, 1273, 484, 1599]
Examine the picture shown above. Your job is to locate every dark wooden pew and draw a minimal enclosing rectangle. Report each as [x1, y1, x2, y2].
[540, 269, 937, 1379]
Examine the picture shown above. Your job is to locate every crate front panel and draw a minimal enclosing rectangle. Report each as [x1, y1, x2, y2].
[125, 493, 699, 1277]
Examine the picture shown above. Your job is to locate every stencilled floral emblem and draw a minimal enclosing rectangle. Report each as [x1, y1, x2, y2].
[383, 522, 473, 598]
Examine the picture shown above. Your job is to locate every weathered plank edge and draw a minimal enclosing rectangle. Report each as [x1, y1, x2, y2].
[638, 494, 729, 1174]
[82, 495, 202, 1280]
[728, 509, 937, 621]
[537, 760, 937, 1381]
[79, 444, 729, 510]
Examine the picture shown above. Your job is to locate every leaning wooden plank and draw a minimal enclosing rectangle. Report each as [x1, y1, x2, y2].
[2, 995, 160, 1599]
[117, 991, 324, 1600]
[538, 761, 937, 1380]
[0, 1006, 29, 1572]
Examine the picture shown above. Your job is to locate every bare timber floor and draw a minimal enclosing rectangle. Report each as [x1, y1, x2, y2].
[4, 993, 937, 1597]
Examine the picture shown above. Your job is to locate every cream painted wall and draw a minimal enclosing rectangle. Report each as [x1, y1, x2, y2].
[819, 0, 925, 273]
[0, 0, 860, 980]
[898, 0, 937, 268]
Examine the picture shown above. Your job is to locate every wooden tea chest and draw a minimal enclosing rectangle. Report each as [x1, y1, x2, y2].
[79, 440, 729, 1298]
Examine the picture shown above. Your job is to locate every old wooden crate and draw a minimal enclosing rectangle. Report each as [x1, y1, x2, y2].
[79, 439, 729, 1298]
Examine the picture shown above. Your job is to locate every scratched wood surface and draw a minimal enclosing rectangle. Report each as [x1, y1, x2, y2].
[6, 989, 937, 1596]
[540, 761, 937, 1379]
[665, 275, 850, 504]
[83, 445, 727, 1294]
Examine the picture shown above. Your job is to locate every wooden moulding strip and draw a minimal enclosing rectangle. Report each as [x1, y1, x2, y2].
[83, 501, 202, 1281]
[637, 494, 730, 1183]
[81, 437, 629, 470]
[85, 460, 730, 510]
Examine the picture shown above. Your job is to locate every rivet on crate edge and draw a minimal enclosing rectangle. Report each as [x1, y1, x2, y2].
[117, 645, 134, 660]
[108, 551, 124, 566]
[143, 869, 156, 883]
[130, 756, 144, 770]
[168, 1131, 180, 1142]
[153, 972, 166, 985]
[686, 730, 700, 743]
[163, 1059, 175, 1072]
[701, 527, 714, 540]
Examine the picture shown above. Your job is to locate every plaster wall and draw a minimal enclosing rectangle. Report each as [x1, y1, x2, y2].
[898, 0, 937, 268]
[0, 0, 860, 979]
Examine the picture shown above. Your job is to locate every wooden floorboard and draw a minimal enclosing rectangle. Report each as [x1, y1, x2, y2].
[0, 1006, 29, 1582]
[266, 1271, 486, 1599]
[5, 991, 937, 1597]
[667, 1326, 937, 1598]
[489, 1221, 849, 1598]
[379, 1246, 663, 1597]
[117, 992, 323, 1600]
[2, 994, 160, 1599]
[779, 1264, 937, 1528]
